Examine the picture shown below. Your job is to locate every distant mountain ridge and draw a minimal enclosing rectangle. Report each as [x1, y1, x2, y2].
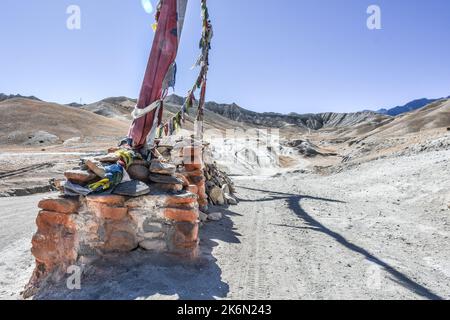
[2, 93, 448, 133]
[166, 94, 387, 131]
[376, 97, 450, 116]
[0, 93, 41, 102]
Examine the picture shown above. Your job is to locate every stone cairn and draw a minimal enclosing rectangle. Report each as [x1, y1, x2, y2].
[23, 137, 237, 298]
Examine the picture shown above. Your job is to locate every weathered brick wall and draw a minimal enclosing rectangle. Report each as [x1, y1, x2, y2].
[178, 146, 209, 211]
[23, 140, 235, 298]
[24, 191, 200, 297]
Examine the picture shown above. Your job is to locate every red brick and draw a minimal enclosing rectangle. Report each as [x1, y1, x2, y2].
[38, 197, 80, 214]
[184, 163, 203, 172]
[36, 210, 76, 232]
[32, 231, 77, 267]
[180, 169, 203, 177]
[164, 208, 199, 223]
[186, 185, 198, 194]
[165, 193, 198, 206]
[87, 195, 125, 207]
[88, 202, 128, 220]
[32, 211, 78, 269]
[197, 183, 207, 199]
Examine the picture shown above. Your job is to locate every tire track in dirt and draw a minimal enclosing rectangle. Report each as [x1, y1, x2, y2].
[0, 163, 54, 179]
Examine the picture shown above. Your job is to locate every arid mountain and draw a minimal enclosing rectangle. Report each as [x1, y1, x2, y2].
[367, 98, 450, 137]
[80, 97, 137, 121]
[376, 98, 445, 116]
[0, 93, 41, 103]
[1, 94, 448, 149]
[164, 94, 390, 131]
[79, 96, 248, 132]
[0, 98, 129, 146]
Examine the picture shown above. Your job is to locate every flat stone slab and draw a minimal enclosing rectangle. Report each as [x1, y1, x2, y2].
[149, 173, 184, 185]
[149, 160, 176, 175]
[113, 180, 150, 197]
[64, 170, 97, 184]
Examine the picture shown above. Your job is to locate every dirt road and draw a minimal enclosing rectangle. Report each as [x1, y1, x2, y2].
[1, 150, 449, 300]
[0, 194, 48, 299]
[216, 149, 449, 300]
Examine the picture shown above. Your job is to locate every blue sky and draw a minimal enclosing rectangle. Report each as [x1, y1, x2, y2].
[1, 0, 449, 113]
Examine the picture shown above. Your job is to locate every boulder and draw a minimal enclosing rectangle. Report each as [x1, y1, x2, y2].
[209, 186, 225, 206]
[224, 193, 238, 205]
[199, 211, 208, 222]
[64, 170, 97, 184]
[140, 240, 167, 252]
[127, 164, 150, 182]
[221, 184, 231, 195]
[207, 212, 223, 221]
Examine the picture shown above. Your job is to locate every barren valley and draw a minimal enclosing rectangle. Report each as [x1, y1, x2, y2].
[0, 95, 449, 300]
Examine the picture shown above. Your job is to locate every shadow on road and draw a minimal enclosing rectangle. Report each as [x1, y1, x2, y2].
[33, 208, 241, 300]
[237, 185, 443, 300]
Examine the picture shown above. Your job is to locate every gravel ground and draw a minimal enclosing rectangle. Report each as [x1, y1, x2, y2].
[0, 150, 449, 300]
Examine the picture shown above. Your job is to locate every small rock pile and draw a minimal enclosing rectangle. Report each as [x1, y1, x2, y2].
[204, 162, 238, 206]
[157, 137, 238, 210]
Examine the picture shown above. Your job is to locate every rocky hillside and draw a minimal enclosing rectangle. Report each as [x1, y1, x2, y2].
[78, 95, 249, 132]
[369, 98, 450, 137]
[376, 98, 445, 116]
[80, 97, 137, 121]
[177, 95, 389, 131]
[0, 98, 129, 146]
[82, 94, 449, 134]
[0, 93, 41, 103]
